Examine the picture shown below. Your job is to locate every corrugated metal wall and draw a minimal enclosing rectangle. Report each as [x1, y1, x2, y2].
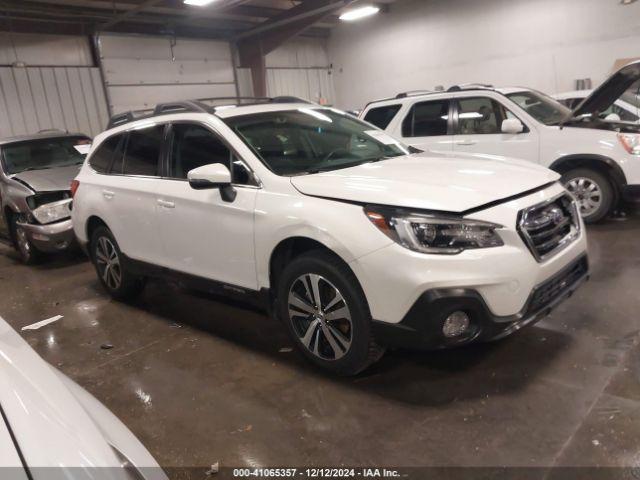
[98, 34, 237, 114]
[0, 66, 109, 138]
[238, 37, 336, 105]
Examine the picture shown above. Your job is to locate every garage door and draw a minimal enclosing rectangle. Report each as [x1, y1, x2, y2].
[98, 34, 238, 115]
[0, 66, 109, 138]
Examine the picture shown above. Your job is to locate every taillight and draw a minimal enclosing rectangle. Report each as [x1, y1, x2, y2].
[70, 180, 80, 198]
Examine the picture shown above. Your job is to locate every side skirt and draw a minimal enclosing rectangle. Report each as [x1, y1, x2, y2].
[121, 253, 271, 313]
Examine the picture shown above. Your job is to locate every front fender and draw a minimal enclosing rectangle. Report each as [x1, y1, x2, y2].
[254, 191, 392, 289]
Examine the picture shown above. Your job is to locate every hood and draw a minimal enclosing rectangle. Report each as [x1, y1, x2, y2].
[571, 60, 640, 119]
[0, 317, 130, 477]
[11, 164, 81, 193]
[290, 153, 559, 213]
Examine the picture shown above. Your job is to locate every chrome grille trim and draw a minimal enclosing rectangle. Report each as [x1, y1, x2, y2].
[517, 193, 581, 262]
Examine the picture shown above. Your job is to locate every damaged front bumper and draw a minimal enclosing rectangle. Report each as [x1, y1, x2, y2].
[16, 218, 76, 253]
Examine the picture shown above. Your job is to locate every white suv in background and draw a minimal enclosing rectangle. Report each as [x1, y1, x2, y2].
[360, 61, 640, 223]
[71, 97, 588, 375]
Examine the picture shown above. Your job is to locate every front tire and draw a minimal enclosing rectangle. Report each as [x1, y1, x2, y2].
[277, 250, 384, 376]
[90, 226, 145, 300]
[562, 168, 613, 224]
[9, 214, 42, 265]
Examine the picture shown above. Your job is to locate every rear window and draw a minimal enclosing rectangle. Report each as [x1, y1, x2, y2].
[402, 100, 450, 137]
[363, 104, 402, 129]
[89, 134, 124, 174]
[122, 125, 164, 177]
[2, 136, 90, 175]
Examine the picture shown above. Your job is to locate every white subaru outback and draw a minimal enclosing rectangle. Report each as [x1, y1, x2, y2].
[360, 61, 640, 223]
[71, 97, 588, 375]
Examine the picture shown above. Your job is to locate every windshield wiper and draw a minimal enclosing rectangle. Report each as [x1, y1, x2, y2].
[15, 166, 55, 173]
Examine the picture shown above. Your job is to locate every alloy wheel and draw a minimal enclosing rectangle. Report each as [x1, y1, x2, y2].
[95, 236, 122, 290]
[287, 274, 353, 361]
[565, 177, 602, 217]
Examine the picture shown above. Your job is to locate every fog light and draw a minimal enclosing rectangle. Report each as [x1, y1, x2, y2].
[442, 311, 470, 338]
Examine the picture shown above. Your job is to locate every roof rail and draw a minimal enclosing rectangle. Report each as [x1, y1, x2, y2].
[395, 90, 433, 99]
[447, 83, 495, 92]
[106, 96, 313, 130]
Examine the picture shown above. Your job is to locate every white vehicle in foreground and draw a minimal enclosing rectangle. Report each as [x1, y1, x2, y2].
[360, 61, 640, 223]
[72, 97, 588, 375]
[0, 316, 167, 480]
[553, 89, 640, 124]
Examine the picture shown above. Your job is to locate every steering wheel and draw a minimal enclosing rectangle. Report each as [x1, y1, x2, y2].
[322, 147, 352, 162]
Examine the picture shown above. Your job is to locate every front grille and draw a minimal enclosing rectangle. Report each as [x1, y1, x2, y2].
[528, 256, 588, 314]
[518, 193, 581, 261]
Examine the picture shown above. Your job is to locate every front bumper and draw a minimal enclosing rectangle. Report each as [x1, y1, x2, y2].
[371, 255, 589, 349]
[16, 218, 76, 253]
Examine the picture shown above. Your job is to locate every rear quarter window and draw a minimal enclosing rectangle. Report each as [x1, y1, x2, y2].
[89, 134, 125, 174]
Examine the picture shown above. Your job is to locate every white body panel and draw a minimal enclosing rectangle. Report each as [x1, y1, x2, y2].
[0, 316, 166, 477]
[73, 103, 588, 329]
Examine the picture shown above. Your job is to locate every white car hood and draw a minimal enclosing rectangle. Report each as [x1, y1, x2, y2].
[290, 153, 560, 213]
[0, 318, 164, 479]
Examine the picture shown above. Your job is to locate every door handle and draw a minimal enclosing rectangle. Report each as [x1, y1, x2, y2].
[102, 190, 115, 199]
[157, 199, 175, 209]
[456, 139, 477, 146]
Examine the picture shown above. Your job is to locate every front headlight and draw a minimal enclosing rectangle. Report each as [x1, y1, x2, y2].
[364, 206, 504, 254]
[618, 133, 640, 155]
[31, 199, 72, 224]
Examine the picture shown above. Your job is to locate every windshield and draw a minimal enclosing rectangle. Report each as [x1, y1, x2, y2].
[224, 108, 410, 176]
[2, 136, 91, 175]
[506, 90, 571, 126]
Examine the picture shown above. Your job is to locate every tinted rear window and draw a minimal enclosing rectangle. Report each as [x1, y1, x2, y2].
[122, 125, 163, 176]
[363, 104, 402, 129]
[89, 134, 124, 173]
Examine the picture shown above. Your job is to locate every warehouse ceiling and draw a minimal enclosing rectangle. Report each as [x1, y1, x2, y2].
[0, 0, 397, 39]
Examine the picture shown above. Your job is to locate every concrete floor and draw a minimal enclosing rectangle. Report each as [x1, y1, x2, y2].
[1, 217, 640, 478]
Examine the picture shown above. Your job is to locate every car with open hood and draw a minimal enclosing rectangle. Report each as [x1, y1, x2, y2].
[552, 89, 640, 124]
[71, 97, 588, 375]
[0, 132, 91, 263]
[360, 61, 640, 223]
[0, 315, 167, 479]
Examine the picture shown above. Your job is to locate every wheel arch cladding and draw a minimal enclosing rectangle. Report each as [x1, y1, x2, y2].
[86, 216, 109, 241]
[268, 237, 365, 303]
[549, 154, 627, 190]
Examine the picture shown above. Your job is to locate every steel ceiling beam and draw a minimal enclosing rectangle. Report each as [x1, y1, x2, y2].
[99, 0, 164, 29]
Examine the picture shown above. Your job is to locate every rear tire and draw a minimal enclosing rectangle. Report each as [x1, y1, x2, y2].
[276, 250, 384, 376]
[90, 226, 145, 300]
[562, 168, 614, 224]
[9, 214, 42, 265]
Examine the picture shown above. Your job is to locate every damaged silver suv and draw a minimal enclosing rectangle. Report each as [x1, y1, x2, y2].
[0, 132, 91, 263]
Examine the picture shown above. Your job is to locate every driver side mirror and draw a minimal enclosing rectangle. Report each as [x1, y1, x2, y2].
[187, 163, 236, 202]
[604, 112, 621, 122]
[501, 118, 524, 134]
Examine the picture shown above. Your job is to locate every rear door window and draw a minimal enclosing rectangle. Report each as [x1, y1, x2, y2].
[401, 100, 450, 137]
[363, 104, 402, 129]
[122, 125, 164, 177]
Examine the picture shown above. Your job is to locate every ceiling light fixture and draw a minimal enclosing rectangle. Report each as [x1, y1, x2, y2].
[339, 5, 380, 21]
[184, 0, 217, 6]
